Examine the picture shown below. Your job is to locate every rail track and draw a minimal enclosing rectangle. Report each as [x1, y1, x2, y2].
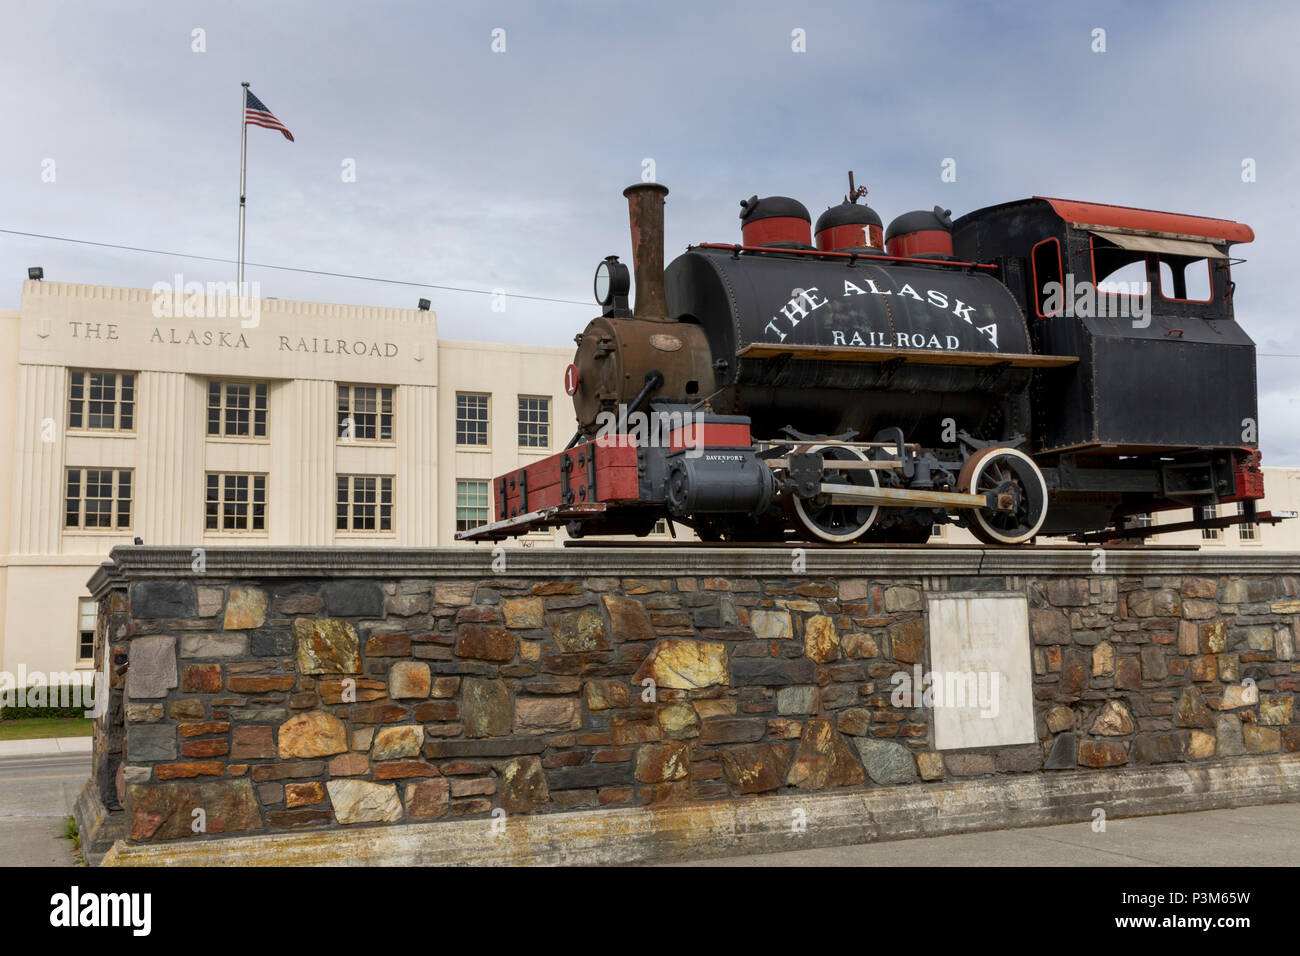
[562, 539, 1201, 551]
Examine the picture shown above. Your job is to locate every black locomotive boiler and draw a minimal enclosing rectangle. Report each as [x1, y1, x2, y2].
[462, 179, 1278, 546]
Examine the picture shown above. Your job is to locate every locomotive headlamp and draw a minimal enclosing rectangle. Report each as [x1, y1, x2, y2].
[593, 255, 631, 315]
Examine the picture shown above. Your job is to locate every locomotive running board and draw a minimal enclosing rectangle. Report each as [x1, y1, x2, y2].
[738, 342, 1080, 369]
[819, 482, 997, 511]
[456, 503, 608, 541]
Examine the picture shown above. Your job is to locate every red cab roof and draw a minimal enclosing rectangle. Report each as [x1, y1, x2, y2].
[1035, 197, 1254, 244]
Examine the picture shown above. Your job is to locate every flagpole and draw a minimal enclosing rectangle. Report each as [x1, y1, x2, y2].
[238, 82, 249, 287]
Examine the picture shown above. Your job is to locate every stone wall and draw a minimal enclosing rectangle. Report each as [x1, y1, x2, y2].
[87, 547, 1300, 844]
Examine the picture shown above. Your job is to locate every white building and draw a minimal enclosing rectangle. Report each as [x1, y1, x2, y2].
[0, 280, 579, 678]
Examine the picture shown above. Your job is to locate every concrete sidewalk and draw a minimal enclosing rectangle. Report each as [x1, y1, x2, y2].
[0, 736, 93, 758]
[667, 802, 1300, 866]
[0, 753, 90, 866]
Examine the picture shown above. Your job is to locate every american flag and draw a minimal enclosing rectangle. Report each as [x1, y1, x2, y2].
[244, 89, 294, 141]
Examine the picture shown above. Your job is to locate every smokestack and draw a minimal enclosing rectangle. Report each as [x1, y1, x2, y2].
[623, 182, 670, 319]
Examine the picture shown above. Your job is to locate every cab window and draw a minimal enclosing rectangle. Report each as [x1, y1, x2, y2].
[1031, 238, 1064, 317]
[1157, 256, 1212, 302]
[1091, 237, 1149, 298]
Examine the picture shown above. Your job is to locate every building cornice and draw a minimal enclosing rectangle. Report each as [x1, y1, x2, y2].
[438, 339, 573, 356]
[21, 280, 435, 326]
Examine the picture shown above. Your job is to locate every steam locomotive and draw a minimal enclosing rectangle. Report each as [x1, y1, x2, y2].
[461, 178, 1276, 546]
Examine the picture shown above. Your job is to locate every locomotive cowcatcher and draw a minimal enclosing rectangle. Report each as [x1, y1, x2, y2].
[460, 177, 1286, 546]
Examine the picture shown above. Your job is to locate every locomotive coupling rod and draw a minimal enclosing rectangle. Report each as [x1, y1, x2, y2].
[765, 459, 902, 471]
[819, 482, 997, 511]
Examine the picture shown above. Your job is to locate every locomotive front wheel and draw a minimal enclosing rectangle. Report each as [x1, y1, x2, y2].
[789, 445, 880, 544]
[958, 447, 1048, 545]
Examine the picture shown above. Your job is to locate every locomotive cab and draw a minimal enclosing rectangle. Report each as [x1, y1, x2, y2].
[954, 197, 1262, 537]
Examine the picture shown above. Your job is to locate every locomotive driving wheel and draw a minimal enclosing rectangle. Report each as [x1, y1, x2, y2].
[958, 446, 1048, 545]
[789, 445, 880, 544]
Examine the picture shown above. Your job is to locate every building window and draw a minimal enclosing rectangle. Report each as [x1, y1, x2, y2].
[64, 468, 132, 530]
[456, 393, 489, 446]
[207, 381, 268, 438]
[456, 479, 490, 532]
[1200, 504, 1220, 541]
[1124, 512, 1155, 542]
[337, 475, 394, 533]
[338, 385, 394, 441]
[68, 370, 134, 431]
[205, 473, 267, 532]
[518, 396, 550, 449]
[1238, 504, 1258, 541]
[77, 597, 96, 663]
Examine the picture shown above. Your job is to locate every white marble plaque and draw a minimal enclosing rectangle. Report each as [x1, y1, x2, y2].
[926, 594, 1035, 751]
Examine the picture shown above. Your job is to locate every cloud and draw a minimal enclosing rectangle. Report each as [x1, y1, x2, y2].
[2, 0, 1297, 462]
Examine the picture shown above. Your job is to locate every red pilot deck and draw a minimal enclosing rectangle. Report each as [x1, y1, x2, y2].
[492, 439, 639, 523]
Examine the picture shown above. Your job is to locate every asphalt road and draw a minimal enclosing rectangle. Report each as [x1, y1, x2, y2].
[0, 754, 88, 867]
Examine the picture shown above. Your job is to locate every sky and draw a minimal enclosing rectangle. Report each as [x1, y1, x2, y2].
[3, 0, 1299, 463]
